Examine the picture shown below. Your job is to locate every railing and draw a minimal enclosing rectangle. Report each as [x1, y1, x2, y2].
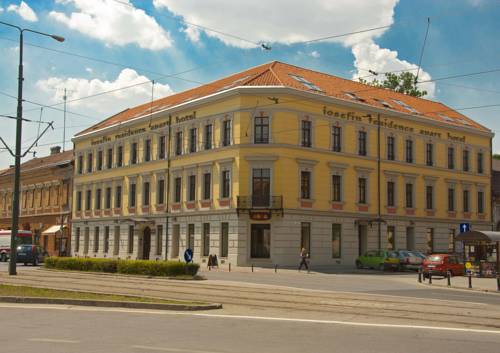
[237, 195, 283, 210]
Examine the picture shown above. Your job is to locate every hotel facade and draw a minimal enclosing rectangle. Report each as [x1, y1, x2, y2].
[71, 61, 493, 267]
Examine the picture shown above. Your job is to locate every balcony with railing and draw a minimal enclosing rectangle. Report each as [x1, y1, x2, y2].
[236, 195, 283, 217]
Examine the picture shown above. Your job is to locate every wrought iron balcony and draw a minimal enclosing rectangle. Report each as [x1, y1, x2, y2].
[236, 195, 283, 216]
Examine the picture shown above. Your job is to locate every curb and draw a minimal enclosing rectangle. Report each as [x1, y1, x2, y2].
[0, 296, 222, 311]
[39, 268, 206, 281]
[417, 281, 500, 295]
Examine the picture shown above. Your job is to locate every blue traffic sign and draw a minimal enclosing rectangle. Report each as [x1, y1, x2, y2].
[459, 223, 471, 234]
[184, 248, 193, 263]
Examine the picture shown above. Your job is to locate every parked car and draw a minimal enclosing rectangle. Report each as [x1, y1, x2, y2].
[422, 254, 464, 277]
[356, 250, 400, 271]
[396, 250, 424, 271]
[16, 244, 47, 266]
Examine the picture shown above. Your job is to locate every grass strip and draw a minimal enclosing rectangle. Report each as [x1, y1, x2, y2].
[0, 284, 202, 305]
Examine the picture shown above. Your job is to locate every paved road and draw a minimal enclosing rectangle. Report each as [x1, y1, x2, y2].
[1, 304, 499, 353]
[201, 270, 500, 305]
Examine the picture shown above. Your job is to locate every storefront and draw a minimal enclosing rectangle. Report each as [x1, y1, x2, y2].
[455, 231, 500, 277]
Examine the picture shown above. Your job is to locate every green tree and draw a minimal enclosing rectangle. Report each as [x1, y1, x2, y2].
[359, 72, 427, 98]
[493, 154, 500, 160]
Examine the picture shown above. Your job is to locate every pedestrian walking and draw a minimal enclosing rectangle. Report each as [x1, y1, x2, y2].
[298, 247, 309, 272]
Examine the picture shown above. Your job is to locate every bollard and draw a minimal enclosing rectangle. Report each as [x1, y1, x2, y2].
[275, 264, 278, 273]
[252, 264, 254, 272]
[468, 274, 472, 289]
[447, 271, 451, 287]
[497, 275, 500, 291]
[418, 269, 422, 283]
[229, 263, 231, 272]
[429, 274, 432, 284]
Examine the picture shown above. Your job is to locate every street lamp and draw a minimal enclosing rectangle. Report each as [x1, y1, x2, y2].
[0, 21, 65, 275]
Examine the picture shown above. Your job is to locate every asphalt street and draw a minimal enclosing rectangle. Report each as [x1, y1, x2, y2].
[1, 304, 500, 353]
[201, 270, 500, 305]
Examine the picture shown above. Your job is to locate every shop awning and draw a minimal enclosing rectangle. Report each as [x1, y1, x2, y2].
[455, 231, 500, 243]
[42, 225, 67, 235]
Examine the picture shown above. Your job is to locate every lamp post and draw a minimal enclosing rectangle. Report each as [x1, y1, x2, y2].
[0, 21, 64, 275]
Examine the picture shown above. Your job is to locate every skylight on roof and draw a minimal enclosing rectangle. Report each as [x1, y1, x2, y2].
[344, 92, 366, 102]
[437, 113, 454, 122]
[392, 99, 419, 114]
[289, 74, 323, 92]
[374, 98, 392, 108]
[459, 119, 473, 126]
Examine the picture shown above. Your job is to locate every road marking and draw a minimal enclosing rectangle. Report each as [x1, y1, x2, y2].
[28, 338, 80, 344]
[133, 345, 223, 353]
[3, 303, 500, 335]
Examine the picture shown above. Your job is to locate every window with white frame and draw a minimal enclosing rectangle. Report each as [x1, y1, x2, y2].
[157, 178, 165, 204]
[405, 139, 413, 163]
[301, 120, 312, 147]
[358, 177, 367, 204]
[254, 116, 269, 144]
[332, 174, 342, 202]
[188, 174, 196, 201]
[387, 136, 395, 161]
[222, 119, 232, 147]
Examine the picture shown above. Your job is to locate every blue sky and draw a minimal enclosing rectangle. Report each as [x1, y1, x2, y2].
[0, 0, 499, 167]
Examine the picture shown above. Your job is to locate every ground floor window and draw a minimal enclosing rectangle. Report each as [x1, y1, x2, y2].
[128, 225, 134, 254]
[94, 227, 100, 253]
[387, 226, 395, 250]
[156, 225, 163, 256]
[104, 226, 109, 254]
[172, 224, 180, 258]
[187, 224, 195, 251]
[75, 227, 80, 253]
[203, 223, 210, 257]
[300, 222, 311, 256]
[332, 224, 341, 258]
[220, 222, 229, 257]
[448, 228, 455, 253]
[113, 226, 120, 256]
[426, 228, 434, 254]
[251, 224, 270, 258]
[84, 227, 89, 254]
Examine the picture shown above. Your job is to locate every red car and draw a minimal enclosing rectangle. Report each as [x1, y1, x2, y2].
[422, 254, 464, 277]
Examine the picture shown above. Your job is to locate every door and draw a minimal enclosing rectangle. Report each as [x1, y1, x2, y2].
[358, 225, 367, 256]
[406, 227, 415, 251]
[251, 224, 271, 258]
[142, 227, 151, 260]
[252, 168, 270, 207]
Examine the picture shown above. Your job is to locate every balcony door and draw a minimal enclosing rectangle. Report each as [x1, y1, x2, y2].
[252, 168, 270, 207]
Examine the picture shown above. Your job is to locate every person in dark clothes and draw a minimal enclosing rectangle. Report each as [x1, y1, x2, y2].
[299, 247, 309, 271]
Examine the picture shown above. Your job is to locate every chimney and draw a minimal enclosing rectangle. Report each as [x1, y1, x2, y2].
[50, 146, 62, 155]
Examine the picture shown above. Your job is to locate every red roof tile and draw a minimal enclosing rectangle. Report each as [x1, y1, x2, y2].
[76, 61, 489, 136]
[0, 150, 73, 176]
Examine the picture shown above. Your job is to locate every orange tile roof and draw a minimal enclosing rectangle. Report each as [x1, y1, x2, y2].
[0, 150, 73, 176]
[76, 61, 489, 136]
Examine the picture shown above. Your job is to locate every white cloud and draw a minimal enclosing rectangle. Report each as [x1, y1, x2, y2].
[0, 7, 4, 13]
[49, 0, 172, 50]
[36, 69, 174, 115]
[153, 0, 434, 97]
[351, 41, 435, 98]
[182, 25, 202, 43]
[153, 0, 397, 48]
[7, 1, 38, 22]
[85, 67, 93, 74]
[309, 51, 320, 59]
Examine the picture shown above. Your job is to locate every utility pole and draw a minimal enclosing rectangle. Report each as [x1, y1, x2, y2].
[0, 20, 64, 275]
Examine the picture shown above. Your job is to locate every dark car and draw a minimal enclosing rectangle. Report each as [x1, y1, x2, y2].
[16, 245, 47, 266]
[422, 254, 464, 277]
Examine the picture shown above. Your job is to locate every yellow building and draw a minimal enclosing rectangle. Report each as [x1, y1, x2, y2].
[71, 61, 493, 267]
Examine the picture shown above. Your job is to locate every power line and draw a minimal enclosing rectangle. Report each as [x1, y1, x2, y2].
[294, 25, 392, 45]
[417, 67, 500, 84]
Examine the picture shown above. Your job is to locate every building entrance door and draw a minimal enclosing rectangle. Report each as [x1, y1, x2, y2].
[252, 168, 270, 207]
[142, 227, 151, 260]
[251, 224, 271, 258]
[358, 225, 367, 256]
[406, 227, 415, 250]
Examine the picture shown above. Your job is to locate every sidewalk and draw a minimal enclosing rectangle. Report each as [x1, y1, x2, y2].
[421, 275, 500, 293]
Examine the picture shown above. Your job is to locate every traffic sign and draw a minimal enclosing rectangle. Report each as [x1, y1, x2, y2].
[459, 223, 470, 233]
[465, 262, 472, 270]
[184, 248, 193, 263]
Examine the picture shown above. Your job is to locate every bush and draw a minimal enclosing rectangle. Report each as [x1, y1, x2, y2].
[44, 257, 199, 277]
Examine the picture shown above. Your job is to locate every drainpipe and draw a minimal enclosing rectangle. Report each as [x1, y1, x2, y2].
[165, 114, 172, 259]
[377, 113, 381, 250]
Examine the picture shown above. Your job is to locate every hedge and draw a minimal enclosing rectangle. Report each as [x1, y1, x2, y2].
[44, 257, 199, 277]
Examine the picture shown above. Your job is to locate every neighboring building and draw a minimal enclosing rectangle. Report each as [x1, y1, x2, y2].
[0, 147, 73, 256]
[71, 61, 493, 267]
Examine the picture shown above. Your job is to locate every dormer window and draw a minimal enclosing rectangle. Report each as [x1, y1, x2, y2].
[374, 98, 392, 108]
[344, 92, 365, 102]
[392, 99, 419, 114]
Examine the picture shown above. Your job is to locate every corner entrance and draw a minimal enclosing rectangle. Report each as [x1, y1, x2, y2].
[142, 227, 151, 260]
